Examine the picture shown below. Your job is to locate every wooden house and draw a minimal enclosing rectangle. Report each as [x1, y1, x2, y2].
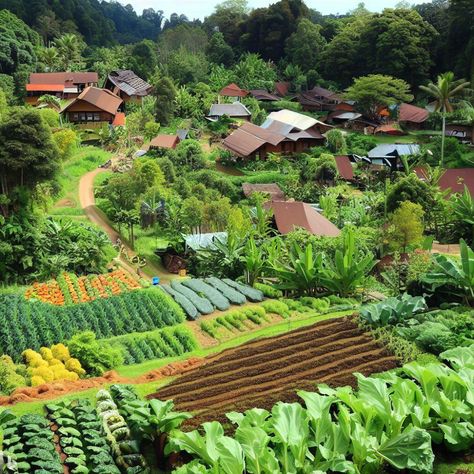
[104, 70, 153, 107]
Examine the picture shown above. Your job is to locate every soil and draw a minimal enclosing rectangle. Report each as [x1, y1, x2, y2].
[0, 358, 204, 407]
[149, 317, 399, 429]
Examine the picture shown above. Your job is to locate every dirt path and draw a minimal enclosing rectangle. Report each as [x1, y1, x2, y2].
[78, 169, 172, 283]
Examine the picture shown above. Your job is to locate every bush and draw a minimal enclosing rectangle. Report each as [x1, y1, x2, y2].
[0, 355, 26, 395]
[261, 300, 290, 318]
[254, 282, 282, 298]
[326, 129, 346, 154]
[68, 331, 124, 376]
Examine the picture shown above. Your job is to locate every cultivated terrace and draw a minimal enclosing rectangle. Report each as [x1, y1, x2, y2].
[0, 0, 474, 473]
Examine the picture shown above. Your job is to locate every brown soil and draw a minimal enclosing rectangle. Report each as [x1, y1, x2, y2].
[0, 358, 204, 406]
[149, 317, 399, 429]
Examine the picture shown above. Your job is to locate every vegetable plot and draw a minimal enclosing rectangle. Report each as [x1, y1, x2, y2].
[0, 412, 62, 473]
[162, 278, 264, 319]
[0, 288, 185, 360]
[25, 270, 141, 306]
[166, 345, 474, 473]
[151, 317, 399, 427]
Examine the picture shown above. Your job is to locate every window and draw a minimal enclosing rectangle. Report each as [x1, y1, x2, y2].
[72, 113, 79, 121]
[87, 113, 93, 121]
[94, 113, 101, 121]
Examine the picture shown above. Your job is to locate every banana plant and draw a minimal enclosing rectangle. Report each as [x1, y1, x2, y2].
[422, 238, 474, 305]
[319, 228, 376, 296]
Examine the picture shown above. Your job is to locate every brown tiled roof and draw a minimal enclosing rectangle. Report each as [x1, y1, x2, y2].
[399, 103, 429, 123]
[310, 86, 340, 100]
[250, 89, 280, 101]
[242, 183, 285, 201]
[219, 83, 248, 97]
[149, 134, 180, 149]
[334, 156, 354, 181]
[107, 70, 152, 97]
[29, 72, 98, 85]
[61, 87, 122, 115]
[267, 201, 340, 237]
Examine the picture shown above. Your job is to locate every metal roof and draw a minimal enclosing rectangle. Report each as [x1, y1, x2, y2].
[107, 70, 152, 97]
[219, 83, 248, 97]
[249, 89, 280, 101]
[262, 109, 330, 132]
[29, 72, 98, 85]
[149, 134, 180, 149]
[208, 103, 252, 117]
[368, 144, 420, 158]
[399, 103, 429, 124]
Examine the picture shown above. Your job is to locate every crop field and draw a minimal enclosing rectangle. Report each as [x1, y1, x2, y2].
[151, 316, 399, 427]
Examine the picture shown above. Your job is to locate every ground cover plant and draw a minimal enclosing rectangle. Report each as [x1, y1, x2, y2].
[24, 269, 141, 305]
[0, 288, 185, 360]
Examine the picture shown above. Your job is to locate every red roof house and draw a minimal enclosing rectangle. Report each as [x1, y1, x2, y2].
[334, 156, 354, 181]
[219, 83, 248, 98]
[415, 167, 474, 196]
[148, 134, 180, 150]
[399, 103, 429, 127]
[266, 201, 341, 237]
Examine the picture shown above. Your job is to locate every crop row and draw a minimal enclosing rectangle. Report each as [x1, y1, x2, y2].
[0, 413, 62, 473]
[25, 270, 141, 306]
[0, 288, 185, 361]
[105, 326, 198, 365]
[161, 278, 264, 319]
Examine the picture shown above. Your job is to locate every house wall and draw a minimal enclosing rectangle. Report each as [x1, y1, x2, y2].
[64, 100, 115, 123]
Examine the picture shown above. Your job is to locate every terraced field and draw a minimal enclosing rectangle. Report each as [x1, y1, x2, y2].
[151, 316, 399, 427]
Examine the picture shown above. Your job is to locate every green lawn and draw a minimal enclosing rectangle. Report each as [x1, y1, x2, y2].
[50, 145, 112, 218]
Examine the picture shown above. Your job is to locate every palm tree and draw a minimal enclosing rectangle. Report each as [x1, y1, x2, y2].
[39, 47, 59, 71]
[420, 72, 470, 166]
[54, 34, 82, 71]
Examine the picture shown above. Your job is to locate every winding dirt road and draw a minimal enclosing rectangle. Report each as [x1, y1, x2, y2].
[78, 168, 171, 282]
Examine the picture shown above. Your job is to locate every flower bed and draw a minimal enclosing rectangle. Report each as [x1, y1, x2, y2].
[24, 269, 141, 306]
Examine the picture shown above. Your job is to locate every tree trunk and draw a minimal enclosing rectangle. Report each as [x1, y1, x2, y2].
[441, 112, 446, 167]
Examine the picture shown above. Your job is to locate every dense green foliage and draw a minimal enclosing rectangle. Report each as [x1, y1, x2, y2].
[0, 288, 185, 360]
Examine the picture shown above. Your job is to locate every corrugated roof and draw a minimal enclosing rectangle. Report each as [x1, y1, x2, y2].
[368, 144, 420, 158]
[209, 103, 251, 117]
[374, 123, 406, 135]
[263, 109, 329, 132]
[26, 84, 64, 92]
[399, 103, 429, 123]
[185, 232, 228, 251]
[223, 128, 267, 156]
[107, 70, 152, 97]
[250, 89, 280, 101]
[149, 134, 180, 149]
[310, 86, 339, 99]
[219, 83, 248, 97]
[268, 201, 340, 237]
[177, 129, 189, 140]
[29, 72, 98, 85]
[61, 86, 122, 115]
[331, 111, 362, 120]
[334, 156, 354, 180]
[242, 183, 285, 201]
[239, 122, 286, 146]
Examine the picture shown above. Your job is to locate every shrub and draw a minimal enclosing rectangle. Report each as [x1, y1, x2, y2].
[68, 331, 124, 376]
[254, 282, 282, 298]
[261, 300, 290, 318]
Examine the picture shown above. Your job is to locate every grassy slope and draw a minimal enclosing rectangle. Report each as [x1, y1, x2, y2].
[50, 145, 112, 218]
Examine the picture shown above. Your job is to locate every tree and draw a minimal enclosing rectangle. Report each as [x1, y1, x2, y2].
[326, 129, 346, 154]
[314, 154, 337, 182]
[206, 32, 235, 66]
[129, 40, 157, 80]
[52, 129, 78, 160]
[386, 174, 436, 214]
[420, 72, 470, 166]
[144, 121, 161, 141]
[38, 47, 60, 72]
[233, 53, 277, 90]
[152, 76, 176, 125]
[285, 18, 326, 72]
[345, 74, 413, 121]
[0, 107, 60, 217]
[451, 186, 474, 244]
[54, 33, 85, 71]
[174, 140, 207, 171]
[388, 201, 424, 252]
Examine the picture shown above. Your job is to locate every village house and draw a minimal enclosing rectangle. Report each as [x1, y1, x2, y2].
[398, 103, 429, 130]
[265, 201, 341, 237]
[223, 109, 331, 159]
[60, 86, 122, 126]
[103, 70, 153, 107]
[219, 83, 248, 100]
[445, 124, 474, 144]
[148, 134, 180, 151]
[207, 103, 252, 121]
[25, 72, 99, 106]
[415, 167, 474, 196]
[367, 144, 421, 170]
[298, 86, 346, 112]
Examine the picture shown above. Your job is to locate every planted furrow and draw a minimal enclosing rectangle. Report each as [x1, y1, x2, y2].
[176, 348, 393, 412]
[155, 338, 381, 403]
[160, 327, 369, 392]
